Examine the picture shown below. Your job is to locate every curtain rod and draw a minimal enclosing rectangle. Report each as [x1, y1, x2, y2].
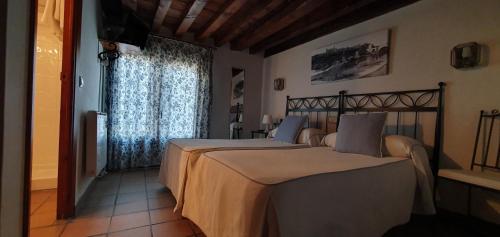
[149, 34, 217, 49]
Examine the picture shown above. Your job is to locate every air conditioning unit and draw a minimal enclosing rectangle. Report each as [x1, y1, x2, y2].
[86, 111, 107, 176]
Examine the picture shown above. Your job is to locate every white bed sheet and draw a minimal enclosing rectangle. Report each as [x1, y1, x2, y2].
[158, 138, 308, 210]
[182, 144, 435, 237]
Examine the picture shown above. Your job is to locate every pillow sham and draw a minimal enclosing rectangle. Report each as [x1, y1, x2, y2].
[383, 135, 423, 158]
[273, 116, 307, 144]
[321, 132, 337, 150]
[335, 113, 387, 157]
[296, 128, 325, 147]
[325, 133, 424, 156]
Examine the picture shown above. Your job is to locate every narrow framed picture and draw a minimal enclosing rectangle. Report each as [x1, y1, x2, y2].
[273, 78, 284, 91]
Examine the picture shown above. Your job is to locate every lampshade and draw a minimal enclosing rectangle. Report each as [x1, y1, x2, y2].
[261, 114, 272, 125]
[461, 46, 472, 58]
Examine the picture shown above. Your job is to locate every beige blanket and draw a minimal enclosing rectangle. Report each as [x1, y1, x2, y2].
[158, 139, 308, 210]
[182, 145, 435, 237]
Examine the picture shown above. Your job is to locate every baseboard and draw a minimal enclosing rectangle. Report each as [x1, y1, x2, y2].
[31, 177, 57, 190]
[75, 176, 98, 214]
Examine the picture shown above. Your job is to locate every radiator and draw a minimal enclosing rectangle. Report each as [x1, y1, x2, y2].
[86, 111, 107, 176]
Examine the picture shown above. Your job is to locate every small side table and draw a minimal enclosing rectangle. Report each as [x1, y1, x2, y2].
[232, 127, 242, 139]
[251, 130, 269, 139]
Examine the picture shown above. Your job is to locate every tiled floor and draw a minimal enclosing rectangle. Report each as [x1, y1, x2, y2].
[29, 189, 67, 237]
[384, 212, 500, 237]
[29, 168, 204, 237]
[30, 168, 498, 237]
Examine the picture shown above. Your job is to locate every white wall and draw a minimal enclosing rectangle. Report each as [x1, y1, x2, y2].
[210, 45, 264, 139]
[261, 0, 500, 223]
[74, 0, 102, 204]
[1, 0, 31, 235]
[32, 3, 62, 190]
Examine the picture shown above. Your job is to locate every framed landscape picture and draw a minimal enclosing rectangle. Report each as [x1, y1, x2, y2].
[311, 29, 390, 84]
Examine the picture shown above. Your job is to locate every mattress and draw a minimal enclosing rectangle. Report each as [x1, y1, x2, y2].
[182, 146, 435, 237]
[158, 138, 308, 210]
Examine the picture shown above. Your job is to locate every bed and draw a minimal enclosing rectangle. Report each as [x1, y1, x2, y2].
[179, 83, 446, 237]
[159, 94, 341, 211]
[159, 138, 309, 210]
[182, 141, 434, 237]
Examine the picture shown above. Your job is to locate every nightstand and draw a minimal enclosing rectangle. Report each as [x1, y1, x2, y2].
[251, 130, 269, 139]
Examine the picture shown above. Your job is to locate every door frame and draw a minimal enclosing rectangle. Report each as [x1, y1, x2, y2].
[0, 0, 6, 222]
[22, 0, 81, 235]
[56, 0, 82, 220]
[22, 0, 37, 236]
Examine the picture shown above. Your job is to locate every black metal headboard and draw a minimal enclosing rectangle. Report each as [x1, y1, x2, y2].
[285, 82, 445, 175]
[285, 94, 341, 133]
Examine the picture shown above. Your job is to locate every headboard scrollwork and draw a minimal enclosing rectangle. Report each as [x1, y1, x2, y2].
[286, 94, 341, 133]
[286, 95, 340, 113]
[285, 82, 445, 175]
[343, 89, 440, 112]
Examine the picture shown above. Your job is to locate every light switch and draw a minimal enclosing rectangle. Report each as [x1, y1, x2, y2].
[79, 75, 85, 88]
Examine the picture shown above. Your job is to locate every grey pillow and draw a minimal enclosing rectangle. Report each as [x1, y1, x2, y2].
[335, 113, 387, 157]
[273, 116, 307, 144]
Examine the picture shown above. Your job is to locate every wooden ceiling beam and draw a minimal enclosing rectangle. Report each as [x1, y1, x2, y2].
[229, 0, 305, 50]
[196, 0, 249, 40]
[152, 0, 173, 33]
[175, 0, 208, 36]
[249, 0, 378, 54]
[122, 0, 138, 11]
[214, 0, 286, 47]
[231, 0, 329, 51]
[264, 0, 420, 57]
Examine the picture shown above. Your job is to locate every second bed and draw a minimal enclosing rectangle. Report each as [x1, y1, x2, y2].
[181, 137, 435, 237]
[158, 138, 310, 210]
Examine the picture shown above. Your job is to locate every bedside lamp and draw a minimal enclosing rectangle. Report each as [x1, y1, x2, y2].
[261, 114, 273, 132]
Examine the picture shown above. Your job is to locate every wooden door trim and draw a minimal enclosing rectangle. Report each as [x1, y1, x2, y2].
[22, 0, 38, 236]
[22, 0, 81, 234]
[57, 0, 81, 219]
[0, 0, 7, 222]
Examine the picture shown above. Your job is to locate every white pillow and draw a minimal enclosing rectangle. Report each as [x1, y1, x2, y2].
[296, 128, 325, 147]
[321, 133, 423, 157]
[383, 135, 422, 158]
[321, 132, 337, 150]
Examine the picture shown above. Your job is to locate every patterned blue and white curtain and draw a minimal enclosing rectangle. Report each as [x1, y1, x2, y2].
[106, 36, 212, 170]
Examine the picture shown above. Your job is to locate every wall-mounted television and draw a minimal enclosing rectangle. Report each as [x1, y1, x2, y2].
[97, 0, 150, 49]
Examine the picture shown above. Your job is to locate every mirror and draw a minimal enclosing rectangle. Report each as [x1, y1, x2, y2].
[229, 68, 244, 139]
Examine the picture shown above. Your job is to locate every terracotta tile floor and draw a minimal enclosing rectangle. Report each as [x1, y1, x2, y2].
[28, 168, 500, 237]
[29, 168, 205, 237]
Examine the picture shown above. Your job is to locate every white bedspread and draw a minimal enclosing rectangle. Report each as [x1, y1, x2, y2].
[158, 138, 308, 210]
[182, 141, 435, 237]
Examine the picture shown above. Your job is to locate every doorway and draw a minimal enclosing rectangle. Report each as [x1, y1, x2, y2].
[28, 0, 64, 234]
[24, 0, 79, 236]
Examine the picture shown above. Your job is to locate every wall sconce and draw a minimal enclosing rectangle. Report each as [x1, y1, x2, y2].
[451, 42, 481, 69]
[274, 78, 285, 91]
